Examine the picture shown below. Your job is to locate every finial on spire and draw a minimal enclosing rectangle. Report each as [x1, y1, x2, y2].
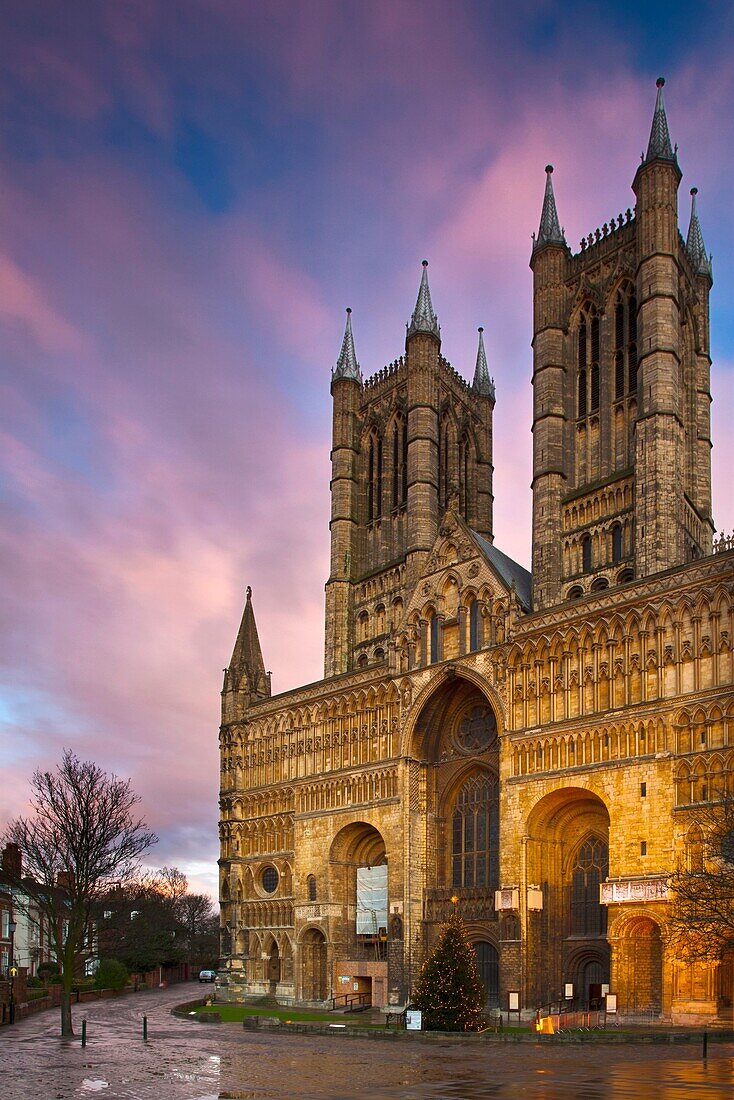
[644, 75, 675, 164]
[332, 306, 361, 383]
[686, 187, 713, 278]
[407, 259, 440, 341]
[227, 584, 270, 699]
[534, 164, 567, 251]
[472, 326, 495, 400]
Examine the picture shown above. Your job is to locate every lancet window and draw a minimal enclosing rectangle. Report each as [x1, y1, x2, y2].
[451, 773, 499, 889]
[613, 285, 638, 400]
[569, 836, 608, 936]
[577, 306, 600, 417]
[367, 431, 383, 523]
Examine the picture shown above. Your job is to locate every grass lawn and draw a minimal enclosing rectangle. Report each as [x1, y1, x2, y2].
[196, 1003, 377, 1026]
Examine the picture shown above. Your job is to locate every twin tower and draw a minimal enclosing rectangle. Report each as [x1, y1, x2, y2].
[320, 77, 714, 678]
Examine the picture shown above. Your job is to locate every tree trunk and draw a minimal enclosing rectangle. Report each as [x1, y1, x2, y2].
[60, 988, 74, 1037]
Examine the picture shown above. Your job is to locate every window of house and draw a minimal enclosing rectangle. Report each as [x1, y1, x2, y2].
[307, 875, 317, 902]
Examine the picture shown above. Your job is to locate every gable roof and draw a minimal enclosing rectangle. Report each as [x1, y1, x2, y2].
[472, 532, 532, 611]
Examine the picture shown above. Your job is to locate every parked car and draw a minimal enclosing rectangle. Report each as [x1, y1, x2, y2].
[198, 970, 216, 983]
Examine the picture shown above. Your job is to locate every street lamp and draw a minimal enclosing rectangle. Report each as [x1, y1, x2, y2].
[8, 919, 17, 1025]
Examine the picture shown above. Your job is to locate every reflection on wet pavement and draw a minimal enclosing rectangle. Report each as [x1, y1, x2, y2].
[0, 986, 732, 1099]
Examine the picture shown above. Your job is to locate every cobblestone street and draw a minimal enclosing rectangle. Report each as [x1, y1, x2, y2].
[1, 986, 733, 1099]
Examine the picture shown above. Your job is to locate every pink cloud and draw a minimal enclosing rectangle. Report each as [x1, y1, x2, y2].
[0, 253, 90, 354]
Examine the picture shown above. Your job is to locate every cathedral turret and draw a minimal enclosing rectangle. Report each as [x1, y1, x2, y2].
[530, 166, 570, 608]
[472, 327, 495, 400]
[325, 310, 362, 677]
[405, 262, 441, 583]
[222, 586, 270, 723]
[632, 77, 689, 575]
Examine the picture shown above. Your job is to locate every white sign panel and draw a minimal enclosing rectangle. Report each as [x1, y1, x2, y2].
[405, 1008, 422, 1031]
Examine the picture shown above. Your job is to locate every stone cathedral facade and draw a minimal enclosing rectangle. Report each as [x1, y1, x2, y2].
[218, 81, 734, 1023]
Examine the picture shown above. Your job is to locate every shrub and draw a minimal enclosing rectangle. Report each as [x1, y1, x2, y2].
[94, 959, 130, 990]
[37, 961, 61, 981]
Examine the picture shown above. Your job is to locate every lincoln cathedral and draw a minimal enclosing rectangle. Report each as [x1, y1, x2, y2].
[218, 80, 734, 1023]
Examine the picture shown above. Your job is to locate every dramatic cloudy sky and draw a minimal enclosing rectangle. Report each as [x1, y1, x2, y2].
[1, 1, 733, 899]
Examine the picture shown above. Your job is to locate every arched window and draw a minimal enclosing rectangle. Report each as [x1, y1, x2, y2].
[367, 431, 382, 523]
[469, 600, 480, 652]
[459, 433, 472, 518]
[577, 306, 599, 416]
[581, 535, 592, 573]
[590, 577, 609, 592]
[628, 293, 638, 394]
[612, 523, 623, 563]
[614, 298, 625, 400]
[614, 285, 638, 399]
[578, 319, 588, 417]
[307, 874, 317, 902]
[374, 647, 385, 662]
[391, 416, 408, 510]
[429, 612, 440, 664]
[452, 773, 499, 889]
[569, 836, 608, 936]
[568, 585, 584, 600]
[590, 313, 600, 411]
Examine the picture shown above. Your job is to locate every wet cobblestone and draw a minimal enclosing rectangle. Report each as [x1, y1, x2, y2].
[1, 986, 732, 1099]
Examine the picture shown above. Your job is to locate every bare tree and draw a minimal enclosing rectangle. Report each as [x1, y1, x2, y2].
[668, 793, 734, 962]
[2, 750, 157, 1036]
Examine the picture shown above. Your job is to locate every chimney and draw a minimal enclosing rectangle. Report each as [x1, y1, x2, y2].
[2, 843, 22, 880]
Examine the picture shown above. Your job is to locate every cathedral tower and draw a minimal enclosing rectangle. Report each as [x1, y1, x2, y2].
[530, 79, 713, 610]
[324, 263, 496, 677]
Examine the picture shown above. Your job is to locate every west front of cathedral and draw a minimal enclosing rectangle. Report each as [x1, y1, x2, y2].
[217, 81, 734, 1024]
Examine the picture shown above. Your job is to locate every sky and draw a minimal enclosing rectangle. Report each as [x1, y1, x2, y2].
[1, 1, 733, 901]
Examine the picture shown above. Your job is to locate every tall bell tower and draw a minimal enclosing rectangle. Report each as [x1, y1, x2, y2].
[530, 78, 713, 611]
[324, 263, 496, 677]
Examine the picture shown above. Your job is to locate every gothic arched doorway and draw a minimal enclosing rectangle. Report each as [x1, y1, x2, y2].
[525, 787, 611, 1006]
[615, 916, 663, 1017]
[301, 929, 328, 1001]
[267, 940, 280, 992]
[473, 940, 499, 1008]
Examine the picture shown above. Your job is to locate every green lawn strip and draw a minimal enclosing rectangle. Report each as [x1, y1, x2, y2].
[197, 1004, 376, 1025]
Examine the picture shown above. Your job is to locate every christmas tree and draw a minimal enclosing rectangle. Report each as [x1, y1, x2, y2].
[412, 909, 486, 1031]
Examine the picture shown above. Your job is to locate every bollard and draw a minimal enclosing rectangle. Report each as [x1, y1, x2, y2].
[81, 1019, 87, 1048]
[702, 1026, 708, 1060]
[143, 1015, 148, 1041]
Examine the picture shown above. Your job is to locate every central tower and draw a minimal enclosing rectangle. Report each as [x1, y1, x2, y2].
[324, 263, 496, 677]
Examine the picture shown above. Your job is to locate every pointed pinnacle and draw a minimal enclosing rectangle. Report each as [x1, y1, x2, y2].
[229, 585, 266, 682]
[472, 327, 495, 400]
[645, 76, 675, 163]
[333, 307, 361, 382]
[534, 165, 566, 250]
[686, 187, 712, 278]
[407, 259, 440, 340]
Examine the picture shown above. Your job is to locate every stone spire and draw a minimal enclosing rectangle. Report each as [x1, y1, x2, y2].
[534, 165, 566, 250]
[227, 586, 270, 698]
[332, 307, 361, 382]
[645, 77, 676, 164]
[407, 260, 440, 340]
[685, 188, 712, 279]
[472, 327, 495, 400]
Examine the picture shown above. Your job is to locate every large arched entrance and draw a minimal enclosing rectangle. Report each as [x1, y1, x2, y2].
[473, 940, 500, 1008]
[614, 915, 663, 1017]
[301, 928, 328, 1001]
[329, 822, 389, 1007]
[525, 788, 611, 1006]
